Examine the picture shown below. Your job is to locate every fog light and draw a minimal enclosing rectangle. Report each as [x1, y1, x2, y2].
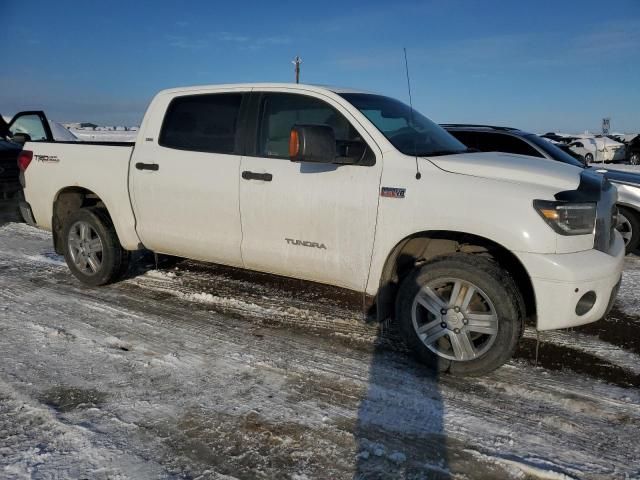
[575, 291, 597, 316]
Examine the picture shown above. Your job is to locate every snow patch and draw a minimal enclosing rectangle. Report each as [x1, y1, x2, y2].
[465, 449, 579, 479]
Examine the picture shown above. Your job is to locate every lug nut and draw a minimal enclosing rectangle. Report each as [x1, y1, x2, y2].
[454, 328, 461, 334]
[440, 309, 447, 315]
[463, 319, 468, 324]
[441, 322, 447, 328]
[454, 307, 460, 312]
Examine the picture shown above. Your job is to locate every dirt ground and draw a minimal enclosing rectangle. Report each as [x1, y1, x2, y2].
[1, 220, 639, 479]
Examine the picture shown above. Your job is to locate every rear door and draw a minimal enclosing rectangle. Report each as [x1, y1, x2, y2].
[238, 90, 382, 291]
[130, 90, 248, 266]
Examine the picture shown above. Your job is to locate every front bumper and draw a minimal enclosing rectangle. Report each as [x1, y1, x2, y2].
[515, 232, 625, 330]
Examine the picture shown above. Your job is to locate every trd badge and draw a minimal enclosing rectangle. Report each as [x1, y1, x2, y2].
[380, 187, 406, 198]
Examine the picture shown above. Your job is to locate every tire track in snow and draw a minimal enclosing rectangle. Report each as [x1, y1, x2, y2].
[2, 222, 640, 479]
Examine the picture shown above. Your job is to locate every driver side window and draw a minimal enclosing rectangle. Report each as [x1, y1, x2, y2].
[258, 93, 361, 159]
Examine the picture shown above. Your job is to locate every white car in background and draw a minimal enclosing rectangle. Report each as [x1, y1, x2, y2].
[568, 138, 597, 163]
[569, 136, 625, 164]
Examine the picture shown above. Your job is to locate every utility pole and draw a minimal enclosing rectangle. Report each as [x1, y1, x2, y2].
[292, 56, 302, 83]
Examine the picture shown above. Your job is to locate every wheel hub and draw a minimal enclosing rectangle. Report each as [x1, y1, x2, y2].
[444, 309, 465, 329]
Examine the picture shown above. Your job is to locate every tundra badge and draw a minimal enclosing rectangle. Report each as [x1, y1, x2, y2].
[285, 238, 327, 249]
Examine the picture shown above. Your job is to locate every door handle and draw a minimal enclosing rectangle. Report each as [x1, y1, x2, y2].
[136, 162, 159, 171]
[242, 171, 273, 182]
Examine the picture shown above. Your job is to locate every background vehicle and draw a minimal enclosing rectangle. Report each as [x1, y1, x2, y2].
[568, 139, 597, 163]
[0, 115, 25, 221]
[627, 134, 640, 165]
[0, 112, 80, 222]
[597, 136, 626, 162]
[443, 124, 640, 253]
[556, 142, 586, 163]
[15, 84, 624, 376]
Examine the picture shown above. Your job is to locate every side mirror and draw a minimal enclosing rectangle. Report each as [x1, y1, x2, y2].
[11, 133, 31, 145]
[289, 125, 336, 164]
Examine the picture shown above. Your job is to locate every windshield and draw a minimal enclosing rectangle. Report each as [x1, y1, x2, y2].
[525, 134, 585, 168]
[339, 93, 468, 156]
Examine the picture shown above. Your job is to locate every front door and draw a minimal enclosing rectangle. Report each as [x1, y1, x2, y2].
[130, 91, 247, 266]
[239, 91, 382, 291]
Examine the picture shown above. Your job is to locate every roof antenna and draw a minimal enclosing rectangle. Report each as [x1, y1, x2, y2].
[292, 56, 302, 84]
[403, 48, 421, 180]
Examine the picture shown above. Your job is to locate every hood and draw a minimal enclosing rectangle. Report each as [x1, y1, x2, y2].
[590, 166, 640, 187]
[426, 151, 581, 190]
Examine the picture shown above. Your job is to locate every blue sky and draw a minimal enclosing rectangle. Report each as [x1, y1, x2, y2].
[1, 0, 639, 132]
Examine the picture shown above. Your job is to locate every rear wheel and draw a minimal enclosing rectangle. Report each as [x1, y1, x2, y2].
[62, 208, 129, 286]
[584, 153, 594, 164]
[617, 206, 640, 254]
[396, 255, 523, 376]
[630, 153, 640, 166]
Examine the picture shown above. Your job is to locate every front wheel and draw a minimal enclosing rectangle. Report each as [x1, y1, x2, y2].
[62, 208, 130, 286]
[584, 153, 594, 164]
[396, 255, 523, 376]
[630, 153, 640, 166]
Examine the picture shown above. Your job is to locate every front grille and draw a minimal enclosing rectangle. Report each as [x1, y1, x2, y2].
[594, 182, 617, 253]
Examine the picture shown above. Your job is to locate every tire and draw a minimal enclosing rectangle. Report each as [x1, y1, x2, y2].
[584, 153, 594, 164]
[62, 208, 130, 286]
[396, 254, 523, 376]
[617, 206, 640, 254]
[630, 153, 640, 166]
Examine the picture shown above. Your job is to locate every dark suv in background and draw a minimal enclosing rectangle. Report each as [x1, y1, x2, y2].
[442, 124, 640, 254]
[0, 115, 23, 222]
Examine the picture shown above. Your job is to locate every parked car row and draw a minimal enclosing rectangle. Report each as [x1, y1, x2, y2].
[540, 131, 632, 164]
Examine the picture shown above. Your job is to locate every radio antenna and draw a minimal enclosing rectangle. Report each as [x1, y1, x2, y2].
[403, 48, 421, 180]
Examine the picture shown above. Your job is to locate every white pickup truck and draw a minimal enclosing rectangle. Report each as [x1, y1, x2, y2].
[15, 83, 624, 375]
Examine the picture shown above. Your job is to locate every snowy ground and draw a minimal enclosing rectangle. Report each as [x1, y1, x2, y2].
[0, 222, 639, 479]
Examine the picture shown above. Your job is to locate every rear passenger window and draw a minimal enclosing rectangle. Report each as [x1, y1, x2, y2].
[258, 93, 361, 159]
[159, 93, 243, 154]
[477, 133, 544, 157]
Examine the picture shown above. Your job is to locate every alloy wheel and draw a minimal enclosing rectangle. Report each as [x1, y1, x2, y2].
[411, 277, 498, 361]
[617, 211, 633, 247]
[67, 221, 104, 275]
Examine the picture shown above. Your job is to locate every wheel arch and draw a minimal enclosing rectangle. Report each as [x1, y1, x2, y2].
[51, 186, 115, 254]
[372, 230, 536, 326]
[617, 201, 640, 216]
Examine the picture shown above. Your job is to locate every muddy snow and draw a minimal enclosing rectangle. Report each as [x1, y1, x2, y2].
[0, 222, 639, 479]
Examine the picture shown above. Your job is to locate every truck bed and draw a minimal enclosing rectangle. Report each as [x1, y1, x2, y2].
[22, 141, 141, 249]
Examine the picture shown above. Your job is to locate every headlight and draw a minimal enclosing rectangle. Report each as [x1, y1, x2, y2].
[533, 200, 596, 235]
